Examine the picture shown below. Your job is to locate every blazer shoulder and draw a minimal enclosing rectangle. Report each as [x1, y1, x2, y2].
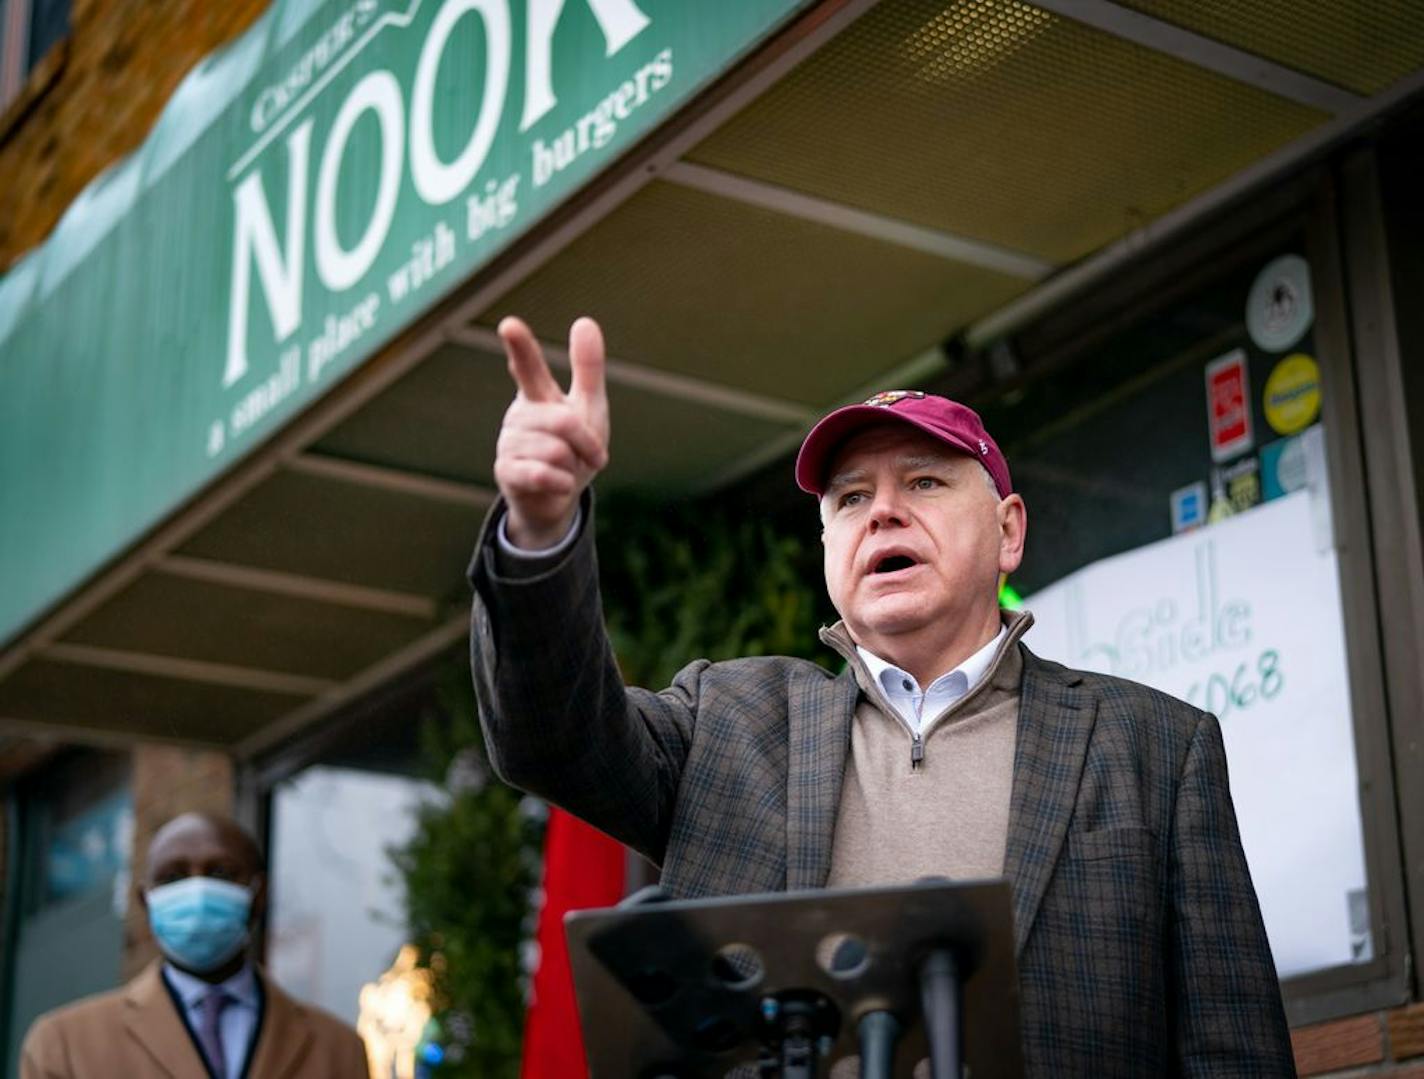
[263, 975, 364, 1053]
[20, 985, 128, 1064]
[658, 654, 841, 723]
[698, 653, 841, 690]
[1023, 646, 1205, 736]
[25, 984, 128, 1034]
[306, 1008, 366, 1062]
[715, 653, 837, 675]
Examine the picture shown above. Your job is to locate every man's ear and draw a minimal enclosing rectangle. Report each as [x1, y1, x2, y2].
[997, 493, 1027, 575]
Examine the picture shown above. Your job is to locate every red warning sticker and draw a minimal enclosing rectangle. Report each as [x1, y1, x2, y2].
[1206, 349, 1254, 463]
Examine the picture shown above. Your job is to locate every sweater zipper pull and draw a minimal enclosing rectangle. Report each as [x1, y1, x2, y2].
[911, 732, 924, 769]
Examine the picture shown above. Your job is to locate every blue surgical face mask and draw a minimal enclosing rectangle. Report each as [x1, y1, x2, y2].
[146, 877, 253, 974]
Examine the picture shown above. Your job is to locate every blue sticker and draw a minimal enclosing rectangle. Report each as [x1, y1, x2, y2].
[1170, 481, 1207, 533]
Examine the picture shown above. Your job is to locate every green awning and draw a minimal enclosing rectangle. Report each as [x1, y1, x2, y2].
[0, 0, 813, 647]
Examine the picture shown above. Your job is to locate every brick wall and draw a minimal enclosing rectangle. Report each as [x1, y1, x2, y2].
[0, 0, 269, 269]
[1292, 1006, 1424, 1077]
[121, 744, 234, 980]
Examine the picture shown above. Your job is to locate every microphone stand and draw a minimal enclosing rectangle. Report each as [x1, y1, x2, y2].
[919, 949, 964, 1079]
[857, 1010, 901, 1079]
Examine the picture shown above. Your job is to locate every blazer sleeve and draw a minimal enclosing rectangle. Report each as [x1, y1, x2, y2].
[1168, 711, 1296, 1077]
[469, 493, 697, 864]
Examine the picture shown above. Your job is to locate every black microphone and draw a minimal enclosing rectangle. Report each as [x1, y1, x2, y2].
[915, 875, 965, 1079]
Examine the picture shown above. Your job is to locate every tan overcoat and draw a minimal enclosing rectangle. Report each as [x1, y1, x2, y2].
[19, 961, 369, 1079]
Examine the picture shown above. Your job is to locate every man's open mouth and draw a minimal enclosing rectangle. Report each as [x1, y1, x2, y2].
[871, 553, 918, 574]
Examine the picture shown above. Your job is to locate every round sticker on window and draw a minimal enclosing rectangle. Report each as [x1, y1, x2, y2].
[1246, 254, 1313, 353]
[1263, 353, 1321, 435]
[1275, 437, 1309, 493]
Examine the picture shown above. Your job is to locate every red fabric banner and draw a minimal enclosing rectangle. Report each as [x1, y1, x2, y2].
[519, 807, 626, 1079]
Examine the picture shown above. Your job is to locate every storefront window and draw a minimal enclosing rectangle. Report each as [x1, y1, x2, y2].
[42, 785, 131, 907]
[986, 239, 1371, 980]
[23, 0, 65, 69]
[266, 764, 439, 1026]
[4, 751, 131, 1079]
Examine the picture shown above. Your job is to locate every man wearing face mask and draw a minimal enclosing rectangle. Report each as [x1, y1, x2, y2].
[19, 812, 368, 1079]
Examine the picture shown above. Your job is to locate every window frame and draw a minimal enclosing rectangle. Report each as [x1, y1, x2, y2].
[1345, 135, 1424, 1009]
[962, 165, 1413, 1025]
[0, 0, 32, 110]
[0, 749, 133, 1068]
[0, 0, 66, 121]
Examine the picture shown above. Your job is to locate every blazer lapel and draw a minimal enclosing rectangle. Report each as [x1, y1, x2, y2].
[784, 665, 858, 890]
[1003, 647, 1097, 957]
[122, 962, 209, 1079]
[246, 971, 314, 1079]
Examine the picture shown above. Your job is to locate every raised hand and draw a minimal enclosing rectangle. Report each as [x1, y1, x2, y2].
[494, 316, 610, 549]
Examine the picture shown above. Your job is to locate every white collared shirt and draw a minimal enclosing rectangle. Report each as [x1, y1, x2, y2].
[856, 625, 1008, 734]
[163, 961, 260, 1079]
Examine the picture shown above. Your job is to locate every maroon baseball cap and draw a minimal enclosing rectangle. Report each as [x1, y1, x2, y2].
[795, 390, 1012, 498]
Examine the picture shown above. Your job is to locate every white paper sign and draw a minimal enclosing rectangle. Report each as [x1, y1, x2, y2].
[1023, 490, 1369, 977]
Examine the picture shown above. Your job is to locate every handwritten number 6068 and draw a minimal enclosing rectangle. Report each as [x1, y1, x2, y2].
[1187, 649, 1283, 718]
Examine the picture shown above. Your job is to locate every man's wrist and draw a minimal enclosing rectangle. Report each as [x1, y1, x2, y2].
[497, 506, 582, 559]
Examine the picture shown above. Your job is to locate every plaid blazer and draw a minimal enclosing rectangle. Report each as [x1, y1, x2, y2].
[470, 504, 1295, 1077]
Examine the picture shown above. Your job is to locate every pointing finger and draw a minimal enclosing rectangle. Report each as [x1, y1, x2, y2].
[568, 317, 607, 409]
[499, 316, 562, 403]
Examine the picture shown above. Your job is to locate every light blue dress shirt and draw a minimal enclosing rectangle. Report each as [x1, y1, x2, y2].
[857, 625, 1007, 734]
[163, 962, 261, 1079]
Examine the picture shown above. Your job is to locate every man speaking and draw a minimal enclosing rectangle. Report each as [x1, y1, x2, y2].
[469, 316, 1295, 1076]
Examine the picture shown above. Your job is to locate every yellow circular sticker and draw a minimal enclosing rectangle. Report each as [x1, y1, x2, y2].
[1263, 354, 1320, 435]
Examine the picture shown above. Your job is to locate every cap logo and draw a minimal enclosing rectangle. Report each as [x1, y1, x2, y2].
[863, 390, 926, 408]
[979, 439, 989, 455]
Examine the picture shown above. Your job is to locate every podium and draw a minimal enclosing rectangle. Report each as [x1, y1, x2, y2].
[565, 879, 1023, 1078]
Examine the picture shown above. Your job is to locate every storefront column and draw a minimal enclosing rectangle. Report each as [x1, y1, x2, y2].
[1340, 144, 1424, 992]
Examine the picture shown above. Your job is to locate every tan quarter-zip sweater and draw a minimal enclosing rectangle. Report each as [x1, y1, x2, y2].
[820, 609, 1033, 887]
